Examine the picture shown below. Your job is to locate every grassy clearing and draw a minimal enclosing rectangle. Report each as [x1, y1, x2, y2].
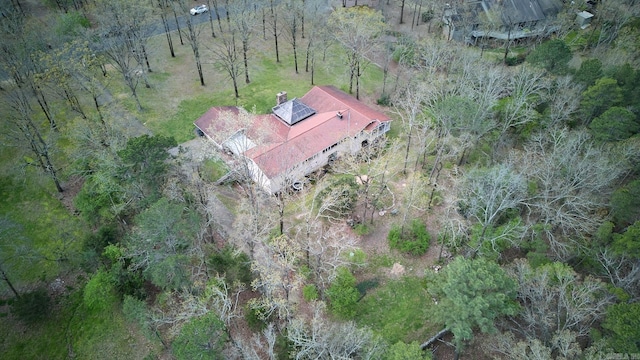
[0, 290, 160, 360]
[119, 30, 386, 143]
[200, 157, 228, 182]
[0, 172, 86, 288]
[355, 276, 437, 344]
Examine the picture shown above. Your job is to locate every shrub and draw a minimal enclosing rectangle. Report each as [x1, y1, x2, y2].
[110, 262, 147, 300]
[421, 10, 434, 23]
[505, 56, 519, 66]
[377, 93, 392, 106]
[84, 224, 119, 255]
[354, 223, 371, 236]
[302, 284, 319, 302]
[327, 267, 359, 319]
[392, 37, 418, 65]
[245, 304, 268, 331]
[343, 248, 367, 267]
[172, 313, 227, 360]
[83, 269, 117, 312]
[388, 219, 431, 256]
[122, 295, 149, 331]
[386, 341, 431, 360]
[611, 180, 640, 227]
[208, 245, 252, 286]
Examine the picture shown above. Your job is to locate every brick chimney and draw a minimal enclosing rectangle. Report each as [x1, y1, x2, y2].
[276, 91, 287, 105]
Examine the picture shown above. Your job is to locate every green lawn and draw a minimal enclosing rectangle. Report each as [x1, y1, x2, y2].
[0, 291, 160, 360]
[355, 276, 438, 344]
[138, 37, 386, 143]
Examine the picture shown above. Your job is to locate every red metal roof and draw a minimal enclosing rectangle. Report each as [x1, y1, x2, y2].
[194, 85, 391, 179]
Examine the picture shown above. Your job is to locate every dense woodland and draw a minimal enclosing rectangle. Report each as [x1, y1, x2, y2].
[1, 0, 640, 359]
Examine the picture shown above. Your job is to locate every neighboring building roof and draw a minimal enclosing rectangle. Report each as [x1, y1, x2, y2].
[272, 98, 317, 125]
[194, 85, 391, 180]
[497, 0, 546, 24]
[447, 0, 563, 40]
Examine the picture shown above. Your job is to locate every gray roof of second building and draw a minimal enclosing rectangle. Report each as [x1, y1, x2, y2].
[499, 0, 546, 23]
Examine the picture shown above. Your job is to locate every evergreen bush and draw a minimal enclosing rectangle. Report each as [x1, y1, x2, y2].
[388, 219, 431, 256]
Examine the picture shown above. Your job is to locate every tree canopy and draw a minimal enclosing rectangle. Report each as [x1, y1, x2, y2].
[429, 257, 519, 353]
[526, 39, 572, 74]
[589, 106, 639, 142]
[580, 77, 624, 123]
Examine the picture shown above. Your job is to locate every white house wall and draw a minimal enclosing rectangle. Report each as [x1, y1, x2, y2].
[265, 128, 389, 193]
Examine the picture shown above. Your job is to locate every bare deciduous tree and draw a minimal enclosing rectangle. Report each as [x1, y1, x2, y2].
[1, 88, 64, 192]
[328, 6, 387, 99]
[458, 164, 526, 242]
[208, 30, 243, 98]
[266, 0, 282, 62]
[229, 0, 257, 83]
[176, 0, 205, 86]
[1, 12, 57, 130]
[492, 66, 548, 161]
[508, 259, 613, 346]
[281, 0, 302, 73]
[544, 76, 583, 128]
[287, 302, 386, 359]
[393, 80, 430, 175]
[520, 129, 623, 259]
[597, 248, 640, 301]
[156, 0, 175, 57]
[250, 234, 303, 326]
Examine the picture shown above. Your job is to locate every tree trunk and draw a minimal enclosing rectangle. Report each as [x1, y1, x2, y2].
[310, 56, 315, 85]
[458, 146, 467, 166]
[161, 14, 175, 57]
[262, 9, 267, 40]
[301, 0, 305, 38]
[349, 66, 355, 94]
[232, 75, 239, 98]
[142, 44, 152, 73]
[28, 120, 64, 193]
[400, 0, 406, 24]
[305, 40, 311, 72]
[225, 0, 231, 31]
[356, 62, 360, 100]
[172, 8, 184, 45]
[93, 94, 104, 125]
[411, 2, 417, 30]
[207, 0, 216, 37]
[212, 0, 223, 32]
[420, 328, 450, 349]
[503, 22, 512, 64]
[0, 265, 20, 298]
[33, 85, 56, 131]
[197, 52, 205, 86]
[243, 39, 250, 83]
[291, 17, 299, 74]
[403, 126, 413, 175]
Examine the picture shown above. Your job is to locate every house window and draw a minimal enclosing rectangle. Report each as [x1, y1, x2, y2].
[322, 143, 338, 153]
[374, 122, 389, 135]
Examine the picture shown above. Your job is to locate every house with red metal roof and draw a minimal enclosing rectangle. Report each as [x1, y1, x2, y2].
[194, 85, 392, 194]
